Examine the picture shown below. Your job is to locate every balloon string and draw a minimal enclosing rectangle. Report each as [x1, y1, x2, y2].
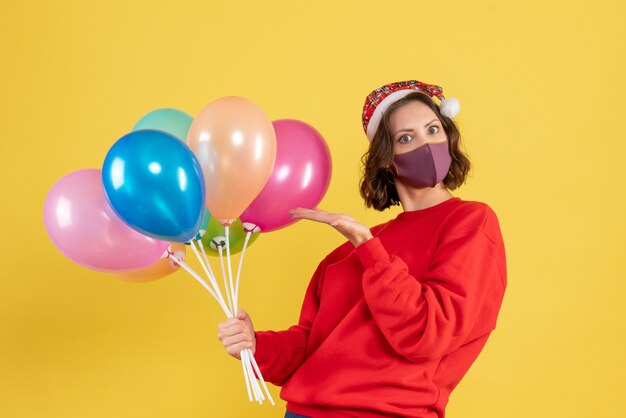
[229, 228, 273, 405]
[217, 246, 234, 313]
[247, 347, 275, 405]
[225, 226, 237, 313]
[189, 240, 232, 317]
[240, 347, 253, 402]
[241, 350, 260, 403]
[197, 239, 231, 315]
[244, 349, 264, 403]
[171, 245, 272, 404]
[192, 240, 230, 315]
[167, 253, 230, 318]
[234, 230, 253, 311]
[178, 245, 265, 403]
[198, 239, 219, 286]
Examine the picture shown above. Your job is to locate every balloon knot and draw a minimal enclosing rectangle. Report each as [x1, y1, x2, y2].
[242, 222, 261, 233]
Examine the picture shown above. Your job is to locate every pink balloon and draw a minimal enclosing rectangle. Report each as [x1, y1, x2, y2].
[240, 119, 332, 232]
[44, 169, 171, 272]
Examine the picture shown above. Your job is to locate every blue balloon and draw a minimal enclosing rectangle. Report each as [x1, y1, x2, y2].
[102, 130, 205, 243]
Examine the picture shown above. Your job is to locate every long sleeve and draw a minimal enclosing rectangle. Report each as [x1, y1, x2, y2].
[356, 211, 506, 363]
[253, 257, 327, 386]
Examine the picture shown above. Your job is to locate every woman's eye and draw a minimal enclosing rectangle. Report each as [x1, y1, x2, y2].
[427, 126, 440, 135]
[398, 134, 413, 144]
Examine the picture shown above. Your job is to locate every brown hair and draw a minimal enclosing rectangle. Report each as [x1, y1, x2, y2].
[359, 92, 471, 211]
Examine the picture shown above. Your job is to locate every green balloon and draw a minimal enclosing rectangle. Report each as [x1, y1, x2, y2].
[200, 217, 259, 256]
[133, 108, 193, 142]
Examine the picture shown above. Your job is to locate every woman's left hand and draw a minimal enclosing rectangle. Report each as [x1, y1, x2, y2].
[289, 208, 373, 247]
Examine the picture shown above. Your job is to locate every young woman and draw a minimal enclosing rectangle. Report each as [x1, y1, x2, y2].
[218, 80, 507, 418]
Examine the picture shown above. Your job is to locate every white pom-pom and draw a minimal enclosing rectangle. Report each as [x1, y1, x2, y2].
[440, 97, 460, 118]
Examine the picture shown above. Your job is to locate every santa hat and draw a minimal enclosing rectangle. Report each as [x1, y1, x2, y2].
[361, 80, 460, 141]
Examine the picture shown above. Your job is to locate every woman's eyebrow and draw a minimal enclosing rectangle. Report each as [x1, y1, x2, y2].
[392, 128, 413, 136]
[393, 119, 440, 136]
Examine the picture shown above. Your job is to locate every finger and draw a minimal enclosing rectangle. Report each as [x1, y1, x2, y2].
[288, 208, 314, 219]
[289, 207, 321, 213]
[221, 333, 253, 348]
[217, 317, 242, 331]
[289, 208, 331, 223]
[236, 309, 248, 320]
[217, 322, 248, 338]
[291, 209, 356, 226]
[289, 207, 327, 217]
[227, 341, 255, 358]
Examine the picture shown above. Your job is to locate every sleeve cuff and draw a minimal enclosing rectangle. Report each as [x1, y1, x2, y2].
[253, 331, 275, 367]
[355, 237, 391, 270]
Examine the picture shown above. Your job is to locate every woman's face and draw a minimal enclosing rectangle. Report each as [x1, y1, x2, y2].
[388, 100, 447, 155]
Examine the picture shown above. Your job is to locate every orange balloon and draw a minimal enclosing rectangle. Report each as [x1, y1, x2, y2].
[114, 243, 186, 282]
[187, 97, 276, 222]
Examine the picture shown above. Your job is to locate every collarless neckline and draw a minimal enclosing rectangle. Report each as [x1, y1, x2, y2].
[394, 197, 461, 222]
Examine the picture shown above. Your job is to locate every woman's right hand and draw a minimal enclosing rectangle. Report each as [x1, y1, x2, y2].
[217, 309, 256, 360]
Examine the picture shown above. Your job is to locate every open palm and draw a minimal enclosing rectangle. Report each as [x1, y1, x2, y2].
[289, 208, 373, 247]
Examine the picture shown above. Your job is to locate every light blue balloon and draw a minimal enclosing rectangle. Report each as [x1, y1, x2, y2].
[133, 108, 193, 142]
[200, 208, 210, 233]
[102, 130, 205, 243]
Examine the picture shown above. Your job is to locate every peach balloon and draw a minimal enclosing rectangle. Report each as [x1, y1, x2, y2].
[115, 243, 187, 282]
[187, 97, 276, 222]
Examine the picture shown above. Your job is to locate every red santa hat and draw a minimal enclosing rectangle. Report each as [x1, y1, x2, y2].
[361, 80, 460, 141]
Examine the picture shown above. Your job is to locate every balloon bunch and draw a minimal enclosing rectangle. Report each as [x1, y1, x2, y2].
[43, 98, 332, 405]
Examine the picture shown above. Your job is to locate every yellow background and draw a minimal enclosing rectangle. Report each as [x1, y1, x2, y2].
[1, 1, 624, 417]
